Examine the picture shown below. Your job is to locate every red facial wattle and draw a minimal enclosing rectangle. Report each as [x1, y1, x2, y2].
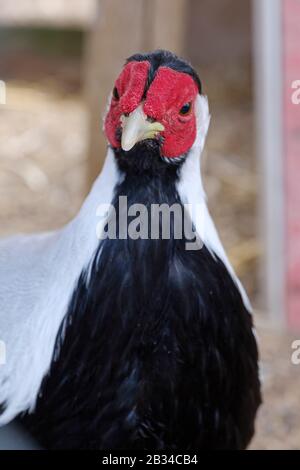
[104, 61, 150, 149]
[143, 67, 198, 157]
[104, 61, 199, 158]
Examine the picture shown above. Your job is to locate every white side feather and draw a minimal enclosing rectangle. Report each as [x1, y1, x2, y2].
[177, 95, 252, 312]
[0, 148, 120, 425]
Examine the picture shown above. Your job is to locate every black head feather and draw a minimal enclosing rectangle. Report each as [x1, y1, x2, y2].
[127, 49, 202, 97]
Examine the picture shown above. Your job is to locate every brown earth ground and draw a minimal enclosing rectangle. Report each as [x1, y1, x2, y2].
[0, 80, 299, 449]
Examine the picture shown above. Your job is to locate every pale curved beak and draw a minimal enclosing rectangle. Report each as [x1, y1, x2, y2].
[120, 104, 164, 152]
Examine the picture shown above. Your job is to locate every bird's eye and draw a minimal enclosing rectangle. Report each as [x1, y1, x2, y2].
[112, 87, 119, 100]
[179, 102, 192, 115]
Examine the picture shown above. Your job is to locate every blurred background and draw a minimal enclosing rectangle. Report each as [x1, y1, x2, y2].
[0, 0, 299, 449]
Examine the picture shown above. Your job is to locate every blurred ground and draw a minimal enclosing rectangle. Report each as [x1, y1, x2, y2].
[0, 81, 86, 235]
[250, 325, 300, 450]
[0, 76, 299, 449]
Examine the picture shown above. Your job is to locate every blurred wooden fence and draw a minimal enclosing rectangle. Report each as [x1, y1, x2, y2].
[0, 0, 96, 28]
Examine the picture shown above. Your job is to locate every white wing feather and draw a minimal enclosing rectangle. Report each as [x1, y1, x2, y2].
[0, 148, 119, 425]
